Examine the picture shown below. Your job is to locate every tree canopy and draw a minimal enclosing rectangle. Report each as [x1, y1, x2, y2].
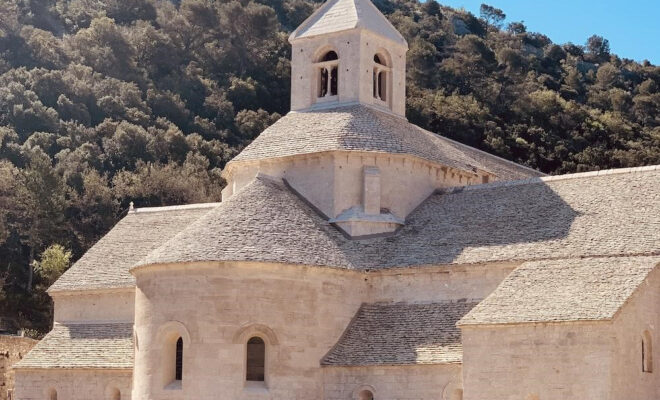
[0, 0, 658, 334]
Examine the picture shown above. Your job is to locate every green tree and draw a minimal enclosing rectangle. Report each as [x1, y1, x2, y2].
[33, 244, 72, 286]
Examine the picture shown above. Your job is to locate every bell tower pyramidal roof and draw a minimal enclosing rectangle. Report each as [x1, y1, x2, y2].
[289, 0, 407, 46]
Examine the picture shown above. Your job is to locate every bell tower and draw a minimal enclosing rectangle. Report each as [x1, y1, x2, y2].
[289, 0, 408, 116]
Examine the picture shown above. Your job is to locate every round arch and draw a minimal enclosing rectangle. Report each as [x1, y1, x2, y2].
[104, 384, 122, 400]
[232, 323, 279, 345]
[442, 380, 463, 400]
[313, 45, 341, 63]
[156, 320, 192, 346]
[373, 48, 392, 67]
[353, 384, 377, 400]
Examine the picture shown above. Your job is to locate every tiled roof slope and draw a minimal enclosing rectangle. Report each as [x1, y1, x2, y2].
[140, 168, 660, 270]
[322, 301, 478, 366]
[459, 256, 660, 326]
[229, 105, 544, 181]
[14, 323, 133, 369]
[139, 176, 353, 268]
[290, 0, 407, 45]
[49, 205, 215, 292]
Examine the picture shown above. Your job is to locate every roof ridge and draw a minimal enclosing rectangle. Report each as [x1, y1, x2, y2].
[129, 202, 221, 214]
[54, 320, 134, 326]
[440, 164, 660, 194]
[369, 299, 482, 306]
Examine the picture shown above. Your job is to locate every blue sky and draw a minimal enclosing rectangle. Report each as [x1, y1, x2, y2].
[436, 0, 659, 64]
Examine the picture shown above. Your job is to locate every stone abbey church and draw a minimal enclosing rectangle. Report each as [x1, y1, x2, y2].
[12, 0, 660, 399]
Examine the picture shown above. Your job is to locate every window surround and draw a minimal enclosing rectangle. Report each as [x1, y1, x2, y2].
[313, 48, 340, 104]
[233, 323, 278, 391]
[442, 380, 463, 400]
[156, 321, 191, 390]
[372, 51, 392, 110]
[353, 385, 376, 400]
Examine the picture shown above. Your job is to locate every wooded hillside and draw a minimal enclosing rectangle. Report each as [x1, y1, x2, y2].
[0, 0, 658, 333]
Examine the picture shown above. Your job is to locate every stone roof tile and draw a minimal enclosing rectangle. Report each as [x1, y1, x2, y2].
[14, 323, 133, 369]
[322, 301, 478, 366]
[230, 105, 543, 181]
[49, 205, 216, 292]
[459, 256, 660, 326]
[139, 168, 660, 270]
[290, 0, 407, 45]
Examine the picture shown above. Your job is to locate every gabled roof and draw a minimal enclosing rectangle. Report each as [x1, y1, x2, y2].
[137, 167, 660, 271]
[49, 204, 216, 292]
[322, 301, 478, 366]
[458, 256, 660, 326]
[289, 0, 407, 46]
[228, 105, 544, 181]
[14, 323, 133, 369]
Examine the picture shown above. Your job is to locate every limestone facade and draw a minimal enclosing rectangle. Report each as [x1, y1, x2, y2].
[15, 369, 131, 400]
[11, 0, 660, 399]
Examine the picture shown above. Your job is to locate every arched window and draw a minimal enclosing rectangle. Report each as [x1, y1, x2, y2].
[246, 336, 265, 381]
[175, 337, 183, 380]
[322, 51, 338, 62]
[359, 389, 374, 400]
[315, 50, 339, 99]
[372, 52, 391, 104]
[48, 388, 57, 400]
[643, 330, 653, 373]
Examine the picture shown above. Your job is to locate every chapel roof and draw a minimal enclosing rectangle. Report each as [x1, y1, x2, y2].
[321, 300, 478, 366]
[458, 256, 660, 326]
[49, 204, 216, 292]
[228, 105, 543, 181]
[14, 322, 133, 369]
[289, 0, 407, 46]
[138, 166, 660, 271]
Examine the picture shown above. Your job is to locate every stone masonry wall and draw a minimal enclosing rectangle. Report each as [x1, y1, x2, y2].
[610, 267, 660, 400]
[131, 260, 499, 399]
[131, 262, 367, 400]
[461, 322, 613, 400]
[13, 369, 131, 400]
[322, 364, 461, 400]
[0, 336, 36, 400]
